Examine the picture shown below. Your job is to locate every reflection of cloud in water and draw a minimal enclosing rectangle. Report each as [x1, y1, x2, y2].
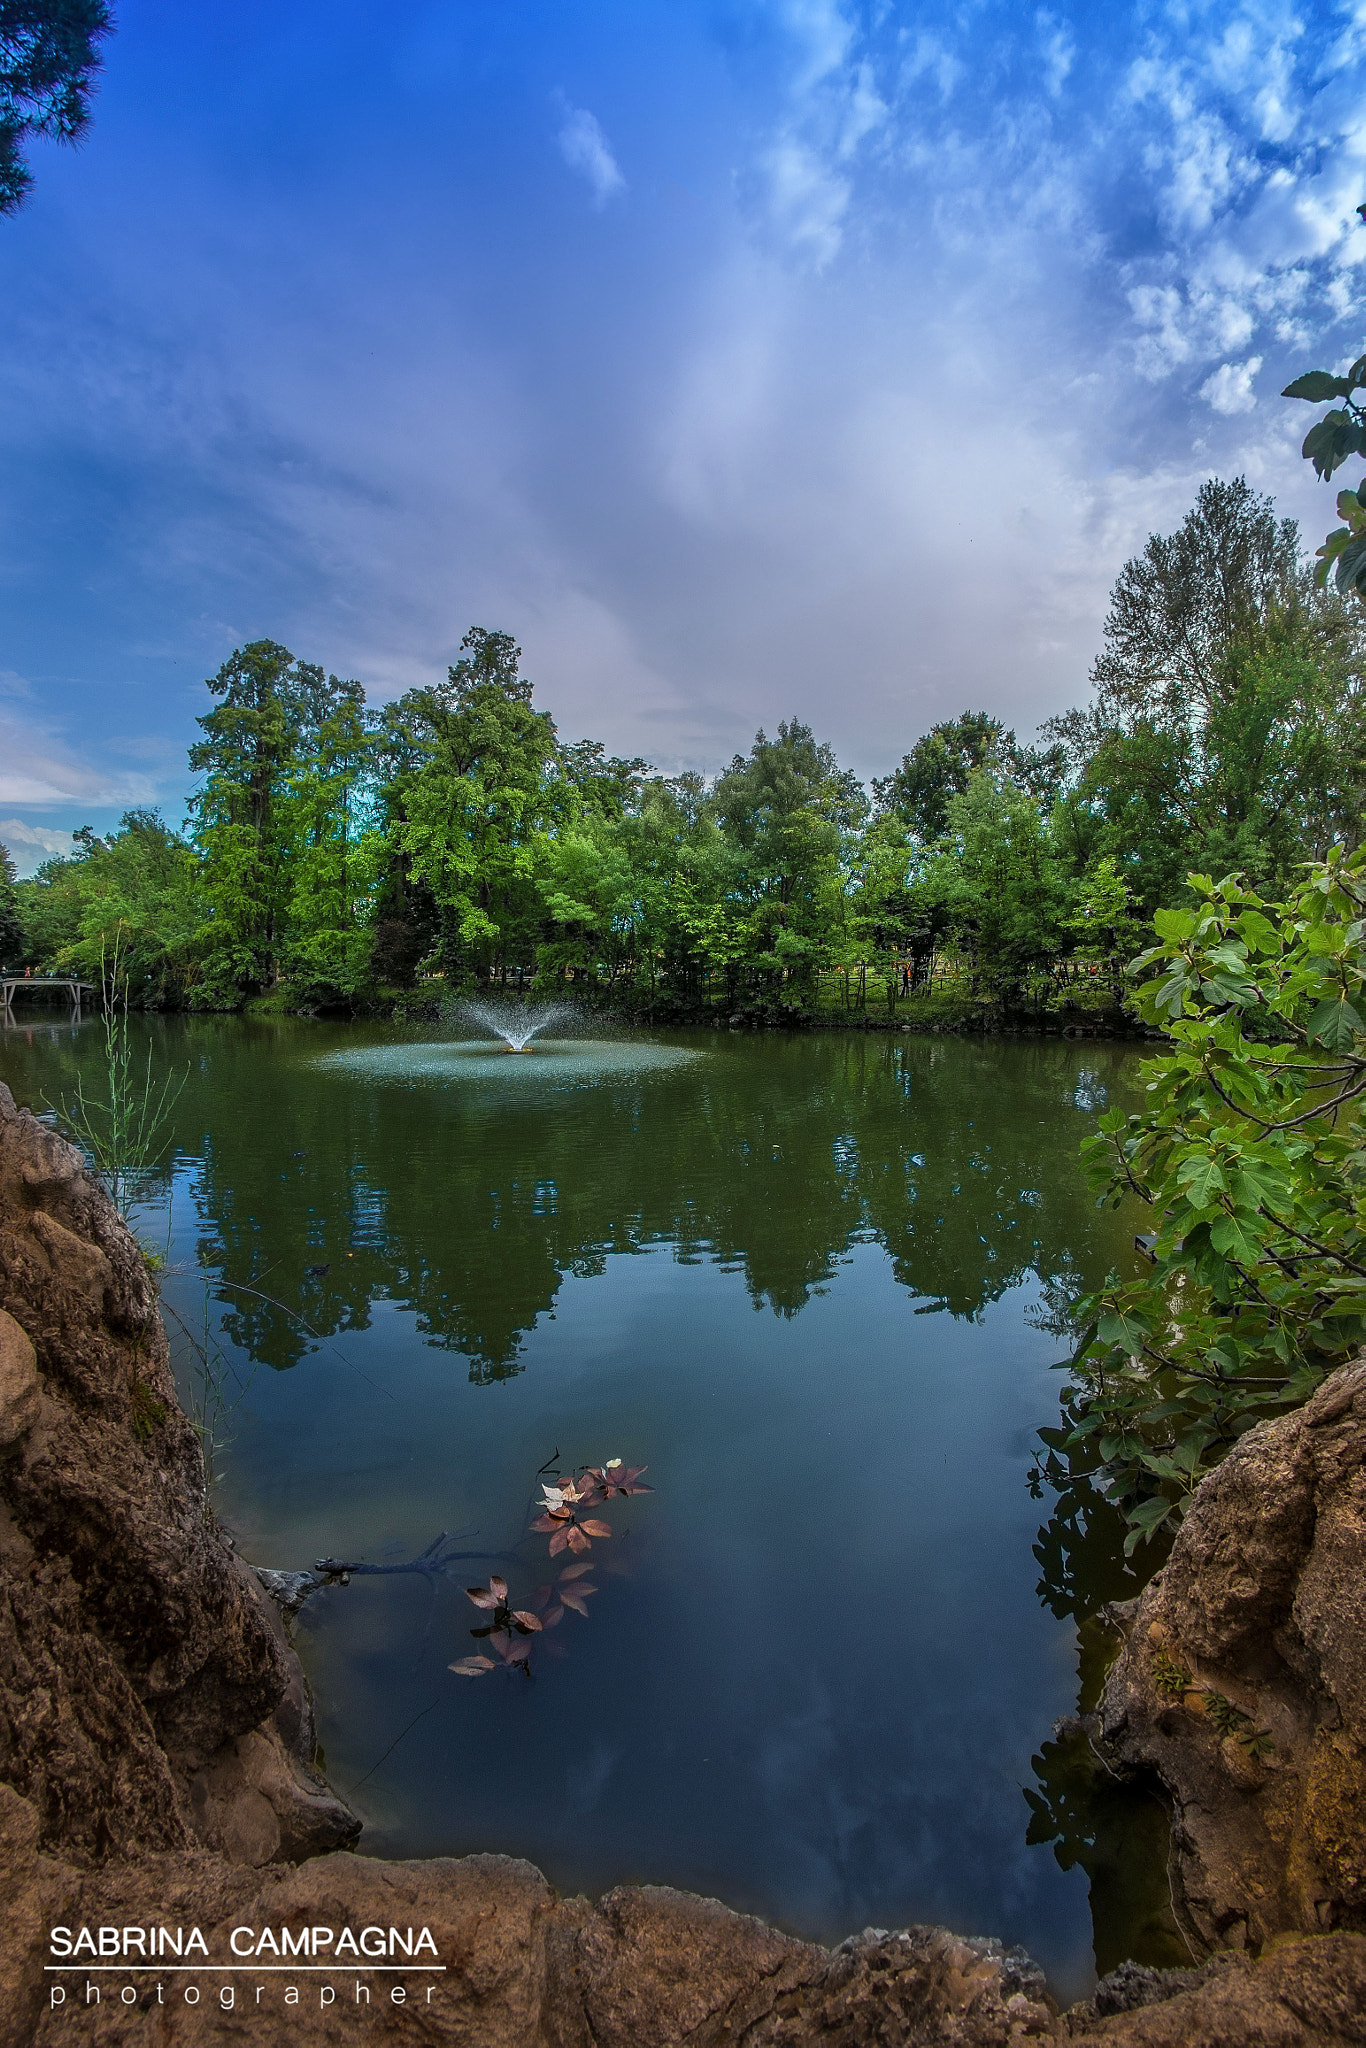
[311, 1040, 705, 1086]
[751, 1669, 1074, 1945]
[565, 1738, 619, 1817]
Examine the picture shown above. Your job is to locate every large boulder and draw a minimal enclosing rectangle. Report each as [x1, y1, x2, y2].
[1097, 1355, 1366, 1954]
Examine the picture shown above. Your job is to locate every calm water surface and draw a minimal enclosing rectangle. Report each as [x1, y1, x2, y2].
[0, 1017, 1173, 1999]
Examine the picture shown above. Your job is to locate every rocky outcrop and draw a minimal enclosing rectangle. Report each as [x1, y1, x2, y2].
[3, 1076, 1365, 2042]
[0, 1082, 358, 1867]
[0, 1774, 1362, 2046]
[1097, 1355, 1366, 1955]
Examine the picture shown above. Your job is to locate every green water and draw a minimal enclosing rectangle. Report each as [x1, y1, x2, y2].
[0, 1016, 1186, 1999]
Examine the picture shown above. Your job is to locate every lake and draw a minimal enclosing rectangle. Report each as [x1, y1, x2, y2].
[0, 1014, 1182, 2001]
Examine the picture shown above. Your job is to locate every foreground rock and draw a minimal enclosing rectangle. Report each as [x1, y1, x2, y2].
[1098, 1355, 1366, 1955]
[3, 1080, 1365, 2042]
[4, 1780, 1364, 2045]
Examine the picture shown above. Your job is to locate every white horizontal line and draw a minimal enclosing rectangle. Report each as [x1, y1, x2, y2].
[45, 1967, 446, 1973]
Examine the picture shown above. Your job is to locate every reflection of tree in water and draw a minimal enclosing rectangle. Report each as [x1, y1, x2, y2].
[1028, 1353, 1188, 1974]
[1025, 1713, 1189, 1978]
[159, 1027, 1141, 1379]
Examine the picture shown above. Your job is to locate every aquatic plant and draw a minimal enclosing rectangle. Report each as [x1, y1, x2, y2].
[450, 1458, 650, 1679]
[530, 1473, 615, 1555]
[51, 930, 185, 1219]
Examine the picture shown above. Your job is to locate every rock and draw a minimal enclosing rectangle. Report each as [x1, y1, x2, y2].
[1097, 1353, 1366, 1951]
[0, 1306, 39, 1444]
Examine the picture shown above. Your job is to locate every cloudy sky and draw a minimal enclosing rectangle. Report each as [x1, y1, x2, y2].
[1, 0, 1365, 869]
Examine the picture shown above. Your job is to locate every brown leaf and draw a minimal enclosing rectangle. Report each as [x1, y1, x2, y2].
[490, 1575, 508, 1600]
[449, 1656, 495, 1677]
[542, 1604, 564, 1627]
[548, 1527, 570, 1556]
[579, 1518, 612, 1539]
[466, 1586, 501, 1609]
[530, 1512, 566, 1534]
[558, 1559, 595, 1581]
[566, 1524, 590, 1553]
[511, 1610, 544, 1632]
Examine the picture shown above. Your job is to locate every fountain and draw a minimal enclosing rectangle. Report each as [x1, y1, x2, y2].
[455, 998, 572, 1052]
[313, 997, 703, 1086]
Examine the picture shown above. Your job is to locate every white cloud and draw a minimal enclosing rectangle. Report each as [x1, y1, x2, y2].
[0, 817, 70, 854]
[0, 816, 73, 877]
[761, 139, 851, 266]
[1200, 356, 1264, 415]
[0, 708, 157, 808]
[556, 105, 625, 206]
[1037, 12, 1075, 98]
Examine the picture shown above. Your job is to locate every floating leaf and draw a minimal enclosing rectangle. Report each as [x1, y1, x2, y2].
[466, 1585, 501, 1609]
[511, 1610, 543, 1633]
[450, 1655, 495, 1677]
[579, 1518, 612, 1539]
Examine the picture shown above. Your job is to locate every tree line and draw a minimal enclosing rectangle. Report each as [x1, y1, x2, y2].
[5, 475, 1365, 1020]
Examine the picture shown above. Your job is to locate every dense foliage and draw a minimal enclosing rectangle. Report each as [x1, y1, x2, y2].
[4, 479, 1365, 1022]
[1039, 852, 1366, 1550]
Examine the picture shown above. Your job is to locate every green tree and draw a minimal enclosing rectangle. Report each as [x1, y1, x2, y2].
[711, 721, 864, 1002]
[398, 628, 558, 985]
[15, 814, 203, 1001]
[1054, 852, 1366, 1551]
[1042, 479, 1366, 905]
[915, 770, 1074, 1008]
[0, 0, 111, 214]
[284, 681, 384, 1003]
[188, 641, 311, 999]
[0, 838, 22, 963]
[874, 711, 1065, 842]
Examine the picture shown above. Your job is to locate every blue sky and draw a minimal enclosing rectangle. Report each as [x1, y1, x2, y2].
[2, 0, 1365, 869]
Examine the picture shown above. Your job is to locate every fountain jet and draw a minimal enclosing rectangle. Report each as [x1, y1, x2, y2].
[455, 998, 572, 1052]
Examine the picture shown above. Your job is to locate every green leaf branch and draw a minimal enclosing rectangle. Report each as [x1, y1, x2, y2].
[1059, 847, 1366, 1550]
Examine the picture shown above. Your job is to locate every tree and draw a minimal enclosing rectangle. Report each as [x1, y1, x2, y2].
[284, 681, 384, 1003]
[1042, 479, 1366, 906]
[873, 711, 1065, 843]
[189, 641, 298, 997]
[187, 641, 355, 999]
[0, 838, 22, 963]
[14, 812, 202, 1000]
[914, 770, 1074, 1007]
[1052, 852, 1366, 1551]
[398, 628, 558, 985]
[711, 721, 864, 1001]
[1, 1, 112, 214]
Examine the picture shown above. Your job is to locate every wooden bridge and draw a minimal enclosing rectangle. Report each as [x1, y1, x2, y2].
[0, 976, 97, 1017]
